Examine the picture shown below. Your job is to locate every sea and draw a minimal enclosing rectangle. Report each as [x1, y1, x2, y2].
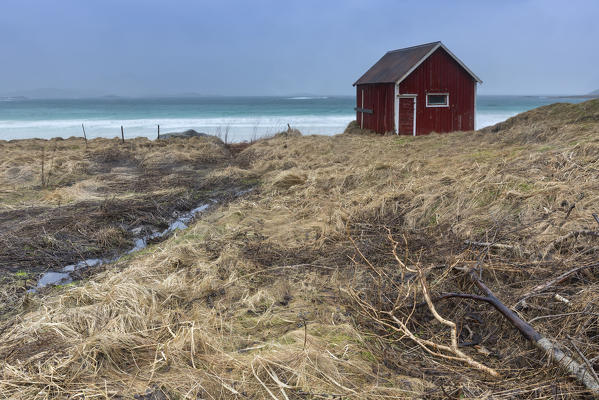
[0, 95, 591, 142]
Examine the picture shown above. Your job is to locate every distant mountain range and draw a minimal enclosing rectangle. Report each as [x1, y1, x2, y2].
[0, 89, 252, 99]
[0, 96, 28, 101]
[0, 89, 343, 100]
[2, 87, 599, 100]
[0, 88, 107, 99]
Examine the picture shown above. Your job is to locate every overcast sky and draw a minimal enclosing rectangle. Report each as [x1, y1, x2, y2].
[1, 0, 597, 96]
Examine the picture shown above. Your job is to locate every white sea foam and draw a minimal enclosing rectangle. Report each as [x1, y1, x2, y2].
[0, 115, 355, 141]
[0, 111, 523, 141]
[476, 112, 518, 130]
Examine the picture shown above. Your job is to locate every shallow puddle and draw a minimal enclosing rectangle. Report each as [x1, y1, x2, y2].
[32, 188, 253, 290]
[36, 272, 72, 288]
[33, 202, 214, 290]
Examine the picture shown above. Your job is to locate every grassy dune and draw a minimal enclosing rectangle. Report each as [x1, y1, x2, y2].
[0, 136, 233, 268]
[1, 100, 599, 398]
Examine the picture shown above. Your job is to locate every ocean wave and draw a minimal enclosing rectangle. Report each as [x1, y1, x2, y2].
[0, 111, 522, 141]
[0, 115, 355, 141]
[0, 115, 354, 129]
[476, 112, 518, 129]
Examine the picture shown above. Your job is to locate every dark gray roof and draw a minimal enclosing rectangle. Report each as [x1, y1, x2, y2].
[353, 41, 481, 86]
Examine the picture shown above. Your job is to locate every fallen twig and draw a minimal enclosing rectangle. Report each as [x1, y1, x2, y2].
[553, 293, 571, 305]
[527, 311, 596, 324]
[515, 262, 599, 308]
[464, 240, 518, 251]
[350, 234, 499, 377]
[543, 230, 599, 257]
[417, 271, 499, 377]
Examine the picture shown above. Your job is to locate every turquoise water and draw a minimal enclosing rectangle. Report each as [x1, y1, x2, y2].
[0, 95, 590, 141]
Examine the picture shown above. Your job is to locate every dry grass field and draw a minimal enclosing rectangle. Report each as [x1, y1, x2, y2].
[0, 136, 254, 318]
[1, 100, 599, 398]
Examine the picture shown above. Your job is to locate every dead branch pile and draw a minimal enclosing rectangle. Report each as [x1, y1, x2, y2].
[344, 217, 599, 398]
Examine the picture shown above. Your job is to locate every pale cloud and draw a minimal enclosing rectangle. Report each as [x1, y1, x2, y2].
[0, 0, 597, 96]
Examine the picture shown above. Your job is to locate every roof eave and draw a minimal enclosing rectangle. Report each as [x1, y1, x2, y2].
[353, 80, 395, 86]
[354, 41, 483, 86]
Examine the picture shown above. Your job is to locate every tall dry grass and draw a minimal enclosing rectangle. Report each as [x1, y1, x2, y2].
[0, 100, 598, 398]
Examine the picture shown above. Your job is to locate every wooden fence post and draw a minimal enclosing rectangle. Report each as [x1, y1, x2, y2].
[121, 126, 125, 143]
[81, 123, 88, 150]
[40, 147, 45, 188]
[157, 124, 160, 140]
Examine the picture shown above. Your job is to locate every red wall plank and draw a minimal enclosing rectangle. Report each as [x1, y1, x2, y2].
[356, 83, 395, 133]
[399, 47, 476, 135]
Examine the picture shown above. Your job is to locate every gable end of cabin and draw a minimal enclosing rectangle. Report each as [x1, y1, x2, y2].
[353, 42, 481, 135]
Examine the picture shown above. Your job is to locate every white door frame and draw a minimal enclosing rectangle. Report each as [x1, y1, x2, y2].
[397, 94, 417, 136]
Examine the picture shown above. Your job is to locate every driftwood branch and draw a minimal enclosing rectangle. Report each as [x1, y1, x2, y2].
[401, 265, 599, 393]
[568, 335, 599, 388]
[349, 231, 599, 394]
[463, 267, 599, 395]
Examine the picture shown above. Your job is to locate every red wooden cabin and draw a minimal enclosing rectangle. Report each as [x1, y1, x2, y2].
[353, 41, 482, 135]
